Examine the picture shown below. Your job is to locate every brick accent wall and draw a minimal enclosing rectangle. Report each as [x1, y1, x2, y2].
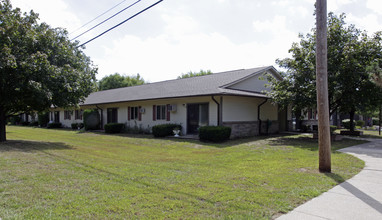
[223, 121, 259, 138]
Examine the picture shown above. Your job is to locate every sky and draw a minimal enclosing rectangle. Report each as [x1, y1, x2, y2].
[11, 0, 382, 83]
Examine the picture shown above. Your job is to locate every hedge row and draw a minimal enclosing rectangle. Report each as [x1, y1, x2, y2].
[104, 123, 125, 133]
[199, 126, 231, 142]
[152, 124, 182, 137]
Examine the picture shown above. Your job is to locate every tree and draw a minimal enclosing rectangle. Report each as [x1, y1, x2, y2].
[268, 13, 382, 132]
[0, 0, 97, 142]
[98, 73, 145, 91]
[177, 70, 212, 79]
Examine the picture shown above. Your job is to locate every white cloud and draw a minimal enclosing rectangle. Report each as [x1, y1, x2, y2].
[366, 0, 382, 15]
[11, 0, 81, 31]
[347, 13, 382, 34]
[328, 0, 357, 11]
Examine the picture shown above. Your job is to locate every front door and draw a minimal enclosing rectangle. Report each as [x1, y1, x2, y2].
[187, 103, 209, 134]
[54, 111, 60, 123]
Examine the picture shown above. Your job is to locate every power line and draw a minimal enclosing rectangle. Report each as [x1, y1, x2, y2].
[71, 0, 142, 41]
[78, 0, 163, 48]
[70, 0, 129, 36]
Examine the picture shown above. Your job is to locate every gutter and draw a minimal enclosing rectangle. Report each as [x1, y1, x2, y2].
[258, 98, 268, 135]
[95, 104, 103, 129]
[211, 96, 222, 126]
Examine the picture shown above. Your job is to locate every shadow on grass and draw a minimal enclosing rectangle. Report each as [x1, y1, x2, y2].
[267, 136, 367, 153]
[83, 130, 293, 148]
[0, 140, 73, 152]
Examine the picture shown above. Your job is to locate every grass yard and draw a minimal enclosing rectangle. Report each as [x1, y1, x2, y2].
[0, 126, 366, 219]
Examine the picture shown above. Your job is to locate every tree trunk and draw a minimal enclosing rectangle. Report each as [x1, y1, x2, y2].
[349, 110, 355, 132]
[0, 106, 6, 142]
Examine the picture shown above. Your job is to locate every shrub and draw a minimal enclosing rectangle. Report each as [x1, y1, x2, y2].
[83, 109, 100, 130]
[342, 119, 354, 130]
[301, 124, 310, 133]
[30, 121, 39, 126]
[21, 121, 30, 126]
[38, 112, 50, 127]
[71, 123, 78, 130]
[372, 119, 379, 125]
[78, 123, 84, 129]
[47, 122, 62, 128]
[330, 125, 337, 133]
[199, 126, 231, 142]
[104, 123, 125, 134]
[152, 124, 182, 137]
[9, 116, 21, 125]
[356, 120, 365, 127]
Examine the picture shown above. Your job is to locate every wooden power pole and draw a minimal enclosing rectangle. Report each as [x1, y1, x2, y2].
[316, 0, 331, 172]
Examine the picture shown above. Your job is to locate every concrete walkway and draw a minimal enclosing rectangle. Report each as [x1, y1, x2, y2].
[278, 138, 382, 220]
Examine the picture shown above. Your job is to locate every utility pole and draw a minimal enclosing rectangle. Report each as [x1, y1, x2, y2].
[316, 0, 331, 172]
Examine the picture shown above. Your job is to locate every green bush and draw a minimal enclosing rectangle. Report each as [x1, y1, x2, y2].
[104, 123, 125, 134]
[78, 123, 84, 129]
[71, 123, 78, 130]
[199, 126, 231, 142]
[152, 124, 182, 137]
[372, 119, 379, 125]
[342, 119, 354, 130]
[83, 109, 100, 130]
[301, 124, 310, 132]
[21, 121, 30, 126]
[9, 116, 21, 125]
[47, 122, 62, 128]
[330, 125, 337, 133]
[30, 121, 39, 126]
[38, 112, 49, 127]
[356, 120, 365, 127]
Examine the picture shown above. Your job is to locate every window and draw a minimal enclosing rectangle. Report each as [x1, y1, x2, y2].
[131, 107, 139, 120]
[107, 108, 118, 123]
[156, 105, 166, 120]
[75, 110, 83, 120]
[64, 111, 71, 120]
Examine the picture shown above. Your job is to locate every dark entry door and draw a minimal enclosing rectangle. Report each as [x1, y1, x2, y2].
[187, 103, 208, 134]
[278, 107, 287, 132]
[54, 111, 60, 123]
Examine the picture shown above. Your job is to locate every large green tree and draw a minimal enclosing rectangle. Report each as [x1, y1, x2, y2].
[268, 13, 382, 131]
[98, 73, 145, 91]
[177, 69, 212, 79]
[0, 0, 97, 141]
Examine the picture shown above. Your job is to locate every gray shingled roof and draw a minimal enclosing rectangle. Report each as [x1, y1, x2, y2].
[81, 66, 278, 106]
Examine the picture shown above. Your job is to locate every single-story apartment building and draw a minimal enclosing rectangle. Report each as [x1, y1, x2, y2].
[50, 66, 293, 138]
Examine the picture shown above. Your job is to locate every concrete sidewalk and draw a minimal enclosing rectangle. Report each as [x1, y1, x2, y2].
[278, 138, 382, 220]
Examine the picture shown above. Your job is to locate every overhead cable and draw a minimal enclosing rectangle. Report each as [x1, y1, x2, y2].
[71, 0, 142, 41]
[70, 0, 130, 36]
[78, 0, 163, 48]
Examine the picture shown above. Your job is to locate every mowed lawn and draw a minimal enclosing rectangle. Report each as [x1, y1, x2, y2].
[0, 126, 365, 219]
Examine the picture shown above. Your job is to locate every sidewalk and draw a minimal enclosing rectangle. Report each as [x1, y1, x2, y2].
[277, 138, 382, 220]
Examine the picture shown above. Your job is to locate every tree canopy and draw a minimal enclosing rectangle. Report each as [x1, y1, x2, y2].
[267, 13, 382, 131]
[98, 73, 145, 91]
[177, 70, 212, 79]
[0, 0, 97, 141]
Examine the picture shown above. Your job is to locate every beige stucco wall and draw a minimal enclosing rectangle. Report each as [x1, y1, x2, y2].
[83, 96, 218, 134]
[50, 95, 281, 136]
[50, 108, 83, 128]
[222, 96, 278, 122]
[227, 73, 271, 93]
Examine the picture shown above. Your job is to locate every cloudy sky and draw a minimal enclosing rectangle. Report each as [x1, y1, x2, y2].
[11, 0, 382, 82]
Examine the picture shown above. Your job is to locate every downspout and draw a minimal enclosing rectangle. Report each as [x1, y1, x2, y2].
[211, 96, 221, 126]
[258, 98, 268, 135]
[95, 105, 103, 129]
